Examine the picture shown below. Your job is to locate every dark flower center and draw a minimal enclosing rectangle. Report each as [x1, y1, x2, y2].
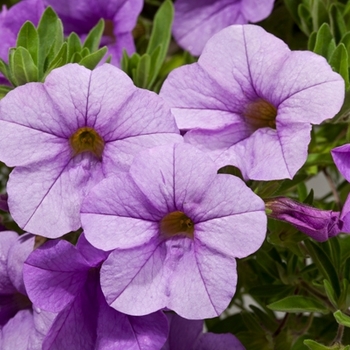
[69, 127, 104, 159]
[103, 19, 116, 44]
[160, 211, 195, 239]
[244, 98, 277, 131]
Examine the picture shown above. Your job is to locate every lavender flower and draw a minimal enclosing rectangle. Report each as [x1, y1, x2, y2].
[0, 232, 56, 350]
[0, 63, 181, 238]
[266, 197, 344, 241]
[162, 312, 245, 350]
[81, 143, 266, 319]
[160, 24, 345, 181]
[173, 0, 275, 56]
[44, 0, 143, 65]
[23, 234, 168, 350]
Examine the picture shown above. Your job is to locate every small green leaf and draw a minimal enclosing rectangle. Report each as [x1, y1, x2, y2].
[44, 42, 68, 78]
[80, 47, 90, 58]
[83, 19, 104, 52]
[134, 54, 151, 88]
[0, 85, 12, 99]
[304, 240, 341, 298]
[12, 47, 38, 85]
[70, 52, 83, 63]
[333, 310, 350, 327]
[298, 4, 312, 36]
[310, 0, 329, 32]
[330, 3, 347, 43]
[79, 47, 108, 70]
[16, 21, 39, 64]
[146, 0, 174, 88]
[323, 279, 338, 308]
[267, 295, 328, 314]
[313, 23, 334, 59]
[37, 7, 63, 76]
[329, 43, 349, 90]
[67, 32, 82, 62]
[308, 31, 317, 51]
[0, 59, 10, 79]
[304, 339, 335, 350]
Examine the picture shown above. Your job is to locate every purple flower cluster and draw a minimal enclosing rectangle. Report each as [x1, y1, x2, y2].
[0, 0, 346, 348]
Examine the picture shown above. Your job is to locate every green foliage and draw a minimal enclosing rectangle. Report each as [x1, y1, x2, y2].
[0, 6, 108, 95]
[121, 0, 175, 90]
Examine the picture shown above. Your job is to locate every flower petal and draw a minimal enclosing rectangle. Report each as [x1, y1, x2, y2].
[23, 240, 90, 312]
[8, 152, 104, 238]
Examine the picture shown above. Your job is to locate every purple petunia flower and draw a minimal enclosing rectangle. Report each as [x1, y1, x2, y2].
[161, 312, 245, 350]
[173, 0, 275, 56]
[23, 234, 169, 350]
[0, 232, 56, 350]
[81, 143, 266, 319]
[265, 197, 348, 242]
[0, 63, 181, 238]
[160, 25, 345, 181]
[44, 0, 143, 65]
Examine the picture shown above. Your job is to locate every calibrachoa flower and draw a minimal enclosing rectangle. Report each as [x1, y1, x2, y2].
[23, 234, 168, 350]
[161, 312, 245, 350]
[0, 63, 181, 238]
[81, 143, 266, 319]
[173, 0, 275, 56]
[265, 196, 350, 242]
[160, 24, 345, 181]
[0, 232, 56, 350]
[44, 0, 143, 65]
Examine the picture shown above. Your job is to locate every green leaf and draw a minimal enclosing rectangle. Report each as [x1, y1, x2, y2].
[267, 295, 328, 314]
[67, 32, 82, 62]
[304, 339, 335, 350]
[330, 3, 347, 43]
[16, 21, 39, 65]
[79, 47, 108, 70]
[298, 4, 312, 36]
[44, 42, 68, 78]
[145, 0, 174, 88]
[323, 279, 338, 308]
[0, 59, 10, 80]
[83, 19, 104, 52]
[37, 7, 63, 76]
[334, 310, 350, 328]
[304, 240, 341, 298]
[134, 54, 151, 88]
[0, 85, 12, 99]
[310, 0, 329, 32]
[313, 23, 335, 59]
[329, 44, 350, 90]
[11, 47, 38, 85]
[308, 31, 317, 51]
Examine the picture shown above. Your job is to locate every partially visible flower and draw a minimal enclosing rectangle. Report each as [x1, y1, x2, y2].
[23, 234, 169, 350]
[0, 232, 56, 350]
[160, 25, 345, 181]
[0, 63, 181, 238]
[173, 0, 275, 56]
[265, 197, 349, 241]
[0, 0, 44, 85]
[81, 143, 266, 319]
[44, 0, 143, 65]
[0, 0, 44, 62]
[161, 312, 245, 350]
